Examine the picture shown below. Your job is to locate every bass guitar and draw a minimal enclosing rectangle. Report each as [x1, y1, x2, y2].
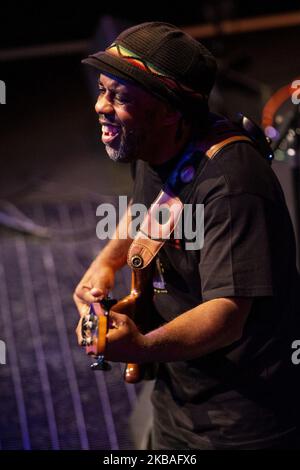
[77, 265, 157, 383]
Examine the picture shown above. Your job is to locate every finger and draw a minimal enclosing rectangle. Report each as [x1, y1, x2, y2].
[90, 287, 104, 298]
[75, 316, 84, 346]
[73, 293, 90, 316]
[75, 286, 104, 305]
[106, 327, 124, 342]
[108, 310, 128, 329]
[108, 317, 126, 329]
[80, 303, 90, 316]
[109, 310, 127, 323]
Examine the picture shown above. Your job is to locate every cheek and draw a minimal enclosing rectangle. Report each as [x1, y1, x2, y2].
[115, 102, 160, 132]
[115, 105, 136, 127]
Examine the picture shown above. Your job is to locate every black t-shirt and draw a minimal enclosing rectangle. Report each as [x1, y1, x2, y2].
[131, 140, 300, 449]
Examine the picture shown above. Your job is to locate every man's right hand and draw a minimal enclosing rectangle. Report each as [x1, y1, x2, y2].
[73, 261, 116, 316]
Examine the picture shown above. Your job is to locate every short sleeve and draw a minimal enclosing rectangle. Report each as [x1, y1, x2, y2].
[199, 193, 275, 301]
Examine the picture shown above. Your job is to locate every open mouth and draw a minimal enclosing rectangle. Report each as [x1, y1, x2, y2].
[101, 124, 121, 144]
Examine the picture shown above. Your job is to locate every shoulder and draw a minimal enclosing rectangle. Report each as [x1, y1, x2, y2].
[131, 160, 145, 180]
[195, 141, 284, 205]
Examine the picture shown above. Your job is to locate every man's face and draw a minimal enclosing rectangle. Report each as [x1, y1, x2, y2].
[95, 73, 166, 163]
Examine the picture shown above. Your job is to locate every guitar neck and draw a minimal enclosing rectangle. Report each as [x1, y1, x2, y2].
[130, 265, 154, 296]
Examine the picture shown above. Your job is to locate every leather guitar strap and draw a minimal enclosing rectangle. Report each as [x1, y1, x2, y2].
[127, 120, 252, 271]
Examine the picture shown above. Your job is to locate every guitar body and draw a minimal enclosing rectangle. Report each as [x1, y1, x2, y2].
[111, 264, 157, 383]
[79, 263, 157, 383]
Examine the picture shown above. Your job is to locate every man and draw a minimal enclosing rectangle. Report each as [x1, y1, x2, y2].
[74, 22, 300, 449]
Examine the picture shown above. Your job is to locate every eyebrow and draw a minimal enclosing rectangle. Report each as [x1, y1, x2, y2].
[98, 79, 126, 92]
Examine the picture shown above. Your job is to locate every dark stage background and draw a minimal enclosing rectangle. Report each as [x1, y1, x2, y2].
[0, 1, 300, 450]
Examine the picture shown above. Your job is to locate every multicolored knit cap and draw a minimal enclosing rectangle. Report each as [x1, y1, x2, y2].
[82, 22, 217, 116]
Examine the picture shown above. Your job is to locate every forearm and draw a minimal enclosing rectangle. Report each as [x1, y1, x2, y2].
[140, 297, 251, 362]
[94, 200, 133, 271]
[95, 238, 132, 271]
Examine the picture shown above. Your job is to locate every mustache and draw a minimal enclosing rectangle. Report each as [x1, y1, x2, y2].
[99, 116, 120, 126]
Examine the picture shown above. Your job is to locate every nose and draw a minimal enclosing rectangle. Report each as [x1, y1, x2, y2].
[95, 93, 114, 115]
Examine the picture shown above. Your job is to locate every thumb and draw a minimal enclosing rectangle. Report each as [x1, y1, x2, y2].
[90, 287, 105, 299]
[75, 315, 84, 346]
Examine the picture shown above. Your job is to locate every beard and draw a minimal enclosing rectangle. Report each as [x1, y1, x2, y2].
[104, 125, 145, 164]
